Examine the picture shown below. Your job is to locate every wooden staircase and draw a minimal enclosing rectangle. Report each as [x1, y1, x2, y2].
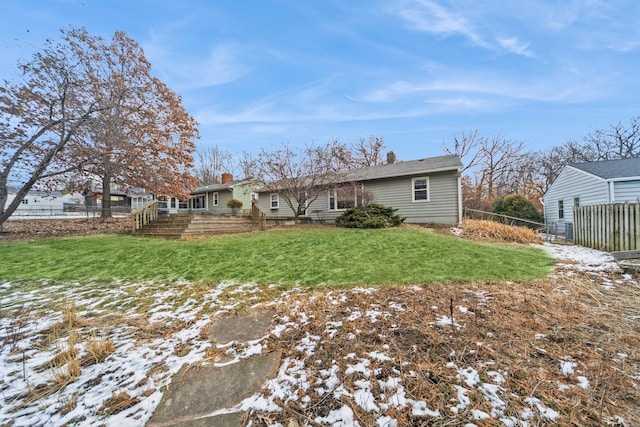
[133, 215, 262, 239]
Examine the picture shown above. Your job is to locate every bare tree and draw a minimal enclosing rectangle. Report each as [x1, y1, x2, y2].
[583, 116, 640, 160]
[443, 132, 525, 211]
[329, 136, 387, 171]
[194, 145, 233, 185]
[442, 129, 483, 172]
[477, 136, 525, 201]
[241, 142, 338, 218]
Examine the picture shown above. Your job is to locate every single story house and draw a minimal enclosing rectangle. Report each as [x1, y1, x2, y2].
[172, 173, 259, 215]
[543, 157, 640, 232]
[254, 154, 464, 225]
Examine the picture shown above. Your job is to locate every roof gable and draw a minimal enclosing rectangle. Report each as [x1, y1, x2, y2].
[570, 158, 640, 180]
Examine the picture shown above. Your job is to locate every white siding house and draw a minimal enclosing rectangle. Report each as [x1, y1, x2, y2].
[543, 158, 640, 232]
[5, 188, 65, 216]
[255, 154, 464, 225]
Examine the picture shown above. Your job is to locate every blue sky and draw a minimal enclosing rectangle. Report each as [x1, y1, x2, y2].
[2, 0, 640, 164]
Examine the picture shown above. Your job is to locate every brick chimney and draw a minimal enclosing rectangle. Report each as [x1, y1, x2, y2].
[221, 173, 233, 184]
[386, 151, 397, 165]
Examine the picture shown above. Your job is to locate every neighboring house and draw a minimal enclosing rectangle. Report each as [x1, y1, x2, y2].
[5, 187, 65, 216]
[184, 173, 260, 215]
[254, 154, 464, 225]
[86, 183, 154, 212]
[543, 157, 640, 231]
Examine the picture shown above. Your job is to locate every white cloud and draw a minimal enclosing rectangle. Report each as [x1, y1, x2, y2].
[497, 37, 534, 57]
[389, 0, 488, 47]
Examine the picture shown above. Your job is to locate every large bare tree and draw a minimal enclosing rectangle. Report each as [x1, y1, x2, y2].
[241, 142, 339, 218]
[443, 131, 525, 210]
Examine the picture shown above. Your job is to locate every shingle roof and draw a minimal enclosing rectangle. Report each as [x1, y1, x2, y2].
[191, 180, 251, 194]
[255, 154, 462, 192]
[345, 154, 462, 181]
[571, 157, 640, 180]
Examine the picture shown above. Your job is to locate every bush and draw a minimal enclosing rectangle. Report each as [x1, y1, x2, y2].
[226, 199, 243, 209]
[335, 204, 405, 229]
[492, 194, 543, 226]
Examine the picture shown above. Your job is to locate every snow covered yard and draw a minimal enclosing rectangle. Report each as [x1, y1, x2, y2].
[0, 243, 639, 426]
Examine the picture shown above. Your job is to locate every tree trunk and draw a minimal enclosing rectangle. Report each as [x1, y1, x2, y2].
[101, 175, 112, 218]
[0, 175, 7, 233]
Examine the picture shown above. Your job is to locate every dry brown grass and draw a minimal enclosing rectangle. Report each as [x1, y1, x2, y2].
[461, 219, 542, 244]
[96, 391, 139, 416]
[84, 333, 115, 365]
[249, 271, 640, 426]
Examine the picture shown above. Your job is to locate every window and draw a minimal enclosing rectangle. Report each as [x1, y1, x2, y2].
[573, 197, 580, 207]
[158, 196, 168, 209]
[558, 200, 564, 219]
[21, 199, 28, 205]
[213, 192, 219, 206]
[270, 193, 279, 209]
[170, 198, 176, 208]
[178, 200, 188, 209]
[412, 177, 429, 202]
[193, 195, 205, 209]
[328, 184, 364, 211]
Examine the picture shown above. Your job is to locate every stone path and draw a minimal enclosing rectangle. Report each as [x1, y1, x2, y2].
[147, 311, 278, 427]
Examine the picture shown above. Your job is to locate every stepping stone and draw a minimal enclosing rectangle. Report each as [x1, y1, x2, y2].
[147, 350, 281, 427]
[207, 311, 275, 343]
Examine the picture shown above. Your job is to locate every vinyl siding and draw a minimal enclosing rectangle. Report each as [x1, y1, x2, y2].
[543, 166, 609, 226]
[612, 180, 640, 203]
[364, 171, 459, 224]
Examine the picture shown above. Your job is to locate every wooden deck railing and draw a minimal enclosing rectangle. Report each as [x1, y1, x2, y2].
[250, 200, 267, 230]
[131, 199, 159, 232]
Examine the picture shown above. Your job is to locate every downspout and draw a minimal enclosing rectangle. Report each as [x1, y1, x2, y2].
[457, 174, 463, 225]
[608, 181, 615, 203]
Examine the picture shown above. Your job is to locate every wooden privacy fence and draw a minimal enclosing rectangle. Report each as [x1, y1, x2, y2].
[573, 203, 640, 251]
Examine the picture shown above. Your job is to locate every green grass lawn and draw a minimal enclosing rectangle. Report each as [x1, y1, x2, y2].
[0, 227, 553, 285]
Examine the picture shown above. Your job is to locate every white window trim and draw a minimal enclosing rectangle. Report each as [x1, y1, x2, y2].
[558, 200, 564, 219]
[213, 192, 219, 206]
[412, 177, 430, 202]
[270, 193, 279, 209]
[328, 185, 363, 211]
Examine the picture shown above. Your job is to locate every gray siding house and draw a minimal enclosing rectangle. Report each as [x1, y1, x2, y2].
[543, 158, 640, 230]
[255, 154, 463, 225]
[187, 174, 260, 215]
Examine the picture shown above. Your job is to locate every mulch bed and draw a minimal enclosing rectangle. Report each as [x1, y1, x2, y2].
[0, 218, 132, 241]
